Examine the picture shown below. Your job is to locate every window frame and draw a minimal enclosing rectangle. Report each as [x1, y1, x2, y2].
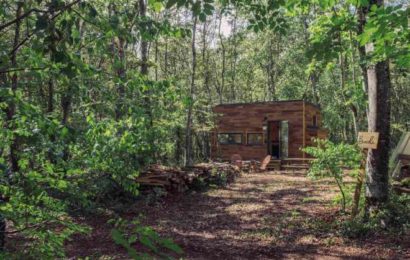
[247, 133, 264, 146]
[218, 133, 243, 145]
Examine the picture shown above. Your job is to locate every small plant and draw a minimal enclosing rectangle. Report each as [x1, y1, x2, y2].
[340, 193, 410, 238]
[210, 168, 228, 187]
[110, 217, 183, 259]
[303, 139, 361, 213]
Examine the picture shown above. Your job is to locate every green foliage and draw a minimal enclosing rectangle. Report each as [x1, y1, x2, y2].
[0, 0, 187, 257]
[110, 217, 183, 259]
[341, 193, 410, 238]
[210, 169, 228, 187]
[358, 5, 410, 67]
[0, 0, 409, 257]
[303, 139, 361, 212]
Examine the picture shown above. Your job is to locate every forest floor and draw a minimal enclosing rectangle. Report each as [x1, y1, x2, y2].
[67, 171, 410, 259]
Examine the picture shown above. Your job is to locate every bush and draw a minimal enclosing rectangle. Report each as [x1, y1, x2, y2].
[303, 139, 361, 212]
[341, 193, 410, 238]
[110, 217, 183, 259]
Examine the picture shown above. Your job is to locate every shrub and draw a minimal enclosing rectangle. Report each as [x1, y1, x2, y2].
[110, 217, 183, 259]
[341, 193, 410, 238]
[303, 139, 361, 212]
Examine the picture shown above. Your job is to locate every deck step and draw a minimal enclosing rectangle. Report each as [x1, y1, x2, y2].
[267, 160, 281, 170]
[281, 164, 310, 170]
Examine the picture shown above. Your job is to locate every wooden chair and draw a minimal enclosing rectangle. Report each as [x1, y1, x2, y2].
[230, 154, 243, 169]
[259, 155, 271, 172]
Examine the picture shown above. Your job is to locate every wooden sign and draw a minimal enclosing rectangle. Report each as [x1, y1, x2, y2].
[358, 132, 379, 150]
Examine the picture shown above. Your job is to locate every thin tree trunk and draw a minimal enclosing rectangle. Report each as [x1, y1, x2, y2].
[110, 4, 126, 121]
[7, 2, 23, 173]
[140, 0, 148, 76]
[139, 0, 152, 126]
[218, 13, 226, 102]
[115, 36, 126, 120]
[268, 36, 276, 100]
[61, 87, 72, 161]
[47, 79, 54, 113]
[164, 37, 168, 76]
[185, 15, 197, 166]
[201, 21, 212, 104]
[230, 12, 238, 101]
[155, 39, 158, 81]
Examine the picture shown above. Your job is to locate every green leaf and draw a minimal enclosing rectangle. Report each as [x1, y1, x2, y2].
[139, 235, 158, 252]
[111, 229, 129, 248]
[35, 15, 48, 30]
[161, 238, 183, 254]
[61, 127, 69, 137]
[166, 0, 178, 9]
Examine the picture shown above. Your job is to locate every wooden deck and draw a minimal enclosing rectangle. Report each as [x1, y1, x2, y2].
[266, 158, 314, 171]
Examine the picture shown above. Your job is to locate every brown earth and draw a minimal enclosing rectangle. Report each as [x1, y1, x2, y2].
[66, 171, 410, 259]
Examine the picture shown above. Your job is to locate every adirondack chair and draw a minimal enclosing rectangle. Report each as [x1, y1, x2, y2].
[260, 155, 271, 171]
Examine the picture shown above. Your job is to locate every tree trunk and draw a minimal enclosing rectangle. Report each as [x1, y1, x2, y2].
[140, 0, 148, 76]
[139, 0, 153, 126]
[7, 1, 23, 173]
[154, 39, 158, 81]
[268, 36, 277, 101]
[230, 12, 238, 101]
[185, 15, 197, 166]
[201, 21, 212, 104]
[365, 57, 391, 210]
[218, 13, 226, 102]
[360, 0, 392, 212]
[111, 4, 126, 121]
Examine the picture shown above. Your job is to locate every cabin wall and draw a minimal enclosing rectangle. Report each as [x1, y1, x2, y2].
[305, 104, 324, 148]
[211, 101, 306, 161]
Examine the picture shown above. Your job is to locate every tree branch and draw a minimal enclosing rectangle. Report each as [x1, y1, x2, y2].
[0, 0, 82, 32]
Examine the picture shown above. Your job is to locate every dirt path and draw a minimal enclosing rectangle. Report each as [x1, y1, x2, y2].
[67, 172, 409, 259]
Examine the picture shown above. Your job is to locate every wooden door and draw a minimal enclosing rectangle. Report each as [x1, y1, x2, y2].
[268, 121, 280, 158]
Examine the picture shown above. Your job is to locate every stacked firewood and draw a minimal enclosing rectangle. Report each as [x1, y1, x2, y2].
[241, 160, 261, 173]
[136, 165, 189, 193]
[136, 163, 241, 193]
[184, 162, 241, 185]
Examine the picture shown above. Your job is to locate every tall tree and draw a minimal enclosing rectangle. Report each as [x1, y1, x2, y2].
[360, 0, 392, 212]
[185, 15, 198, 166]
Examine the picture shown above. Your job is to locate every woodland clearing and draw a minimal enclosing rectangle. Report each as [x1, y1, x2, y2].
[66, 172, 410, 259]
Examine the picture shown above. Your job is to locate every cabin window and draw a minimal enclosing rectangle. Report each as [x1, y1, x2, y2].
[247, 133, 263, 145]
[218, 133, 243, 144]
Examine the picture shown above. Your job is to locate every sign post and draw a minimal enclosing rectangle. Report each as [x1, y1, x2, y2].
[357, 132, 379, 150]
[352, 132, 379, 217]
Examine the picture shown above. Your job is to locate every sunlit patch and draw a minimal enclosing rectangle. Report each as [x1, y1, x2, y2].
[225, 202, 268, 215]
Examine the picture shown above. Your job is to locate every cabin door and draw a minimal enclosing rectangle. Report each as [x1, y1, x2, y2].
[268, 121, 280, 158]
[267, 121, 289, 159]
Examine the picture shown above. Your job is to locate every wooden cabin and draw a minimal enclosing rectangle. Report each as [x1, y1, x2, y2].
[210, 100, 328, 163]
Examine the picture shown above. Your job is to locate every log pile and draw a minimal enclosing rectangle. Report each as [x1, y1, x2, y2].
[184, 162, 241, 187]
[241, 160, 261, 173]
[136, 165, 189, 193]
[136, 163, 241, 193]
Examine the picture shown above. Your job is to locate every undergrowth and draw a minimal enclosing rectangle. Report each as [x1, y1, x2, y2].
[341, 193, 410, 239]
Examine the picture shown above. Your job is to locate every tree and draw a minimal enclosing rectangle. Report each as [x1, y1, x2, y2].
[185, 14, 198, 166]
[360, 0, 392, 213]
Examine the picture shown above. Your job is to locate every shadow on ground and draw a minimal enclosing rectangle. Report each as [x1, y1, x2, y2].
[66, 172, 409, 259]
